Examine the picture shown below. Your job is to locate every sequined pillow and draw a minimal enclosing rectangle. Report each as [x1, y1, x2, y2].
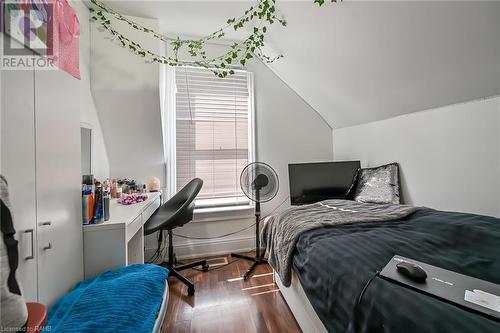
[354, 163, 400, 204]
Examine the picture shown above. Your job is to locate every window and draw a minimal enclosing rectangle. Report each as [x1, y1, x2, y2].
[175, 66, 253, 208]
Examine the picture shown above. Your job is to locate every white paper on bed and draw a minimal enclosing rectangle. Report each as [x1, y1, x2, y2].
[465, 290, 500, 313]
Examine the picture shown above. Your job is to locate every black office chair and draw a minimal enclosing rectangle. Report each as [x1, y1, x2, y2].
[144, 178, 209, 296]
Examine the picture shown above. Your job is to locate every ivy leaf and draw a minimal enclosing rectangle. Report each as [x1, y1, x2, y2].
[90, 0, 292, 77]
[314, 0, 325, 6]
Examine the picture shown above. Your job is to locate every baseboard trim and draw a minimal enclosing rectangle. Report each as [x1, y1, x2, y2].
[145, 235, 255, 261]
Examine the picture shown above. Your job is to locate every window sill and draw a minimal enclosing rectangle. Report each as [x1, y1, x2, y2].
[193, 204, 255, 223]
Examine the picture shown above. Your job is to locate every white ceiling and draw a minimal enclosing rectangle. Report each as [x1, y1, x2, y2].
[101, 1, 500, 128]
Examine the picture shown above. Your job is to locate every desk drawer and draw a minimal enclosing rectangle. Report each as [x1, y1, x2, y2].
[142, 197, 161, 223]
[126, 215, 143, 243]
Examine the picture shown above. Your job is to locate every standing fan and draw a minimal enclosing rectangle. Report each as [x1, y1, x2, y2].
[231, 162, 279, 280]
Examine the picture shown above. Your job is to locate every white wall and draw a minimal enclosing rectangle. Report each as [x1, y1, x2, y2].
[333, 96, 500, 217]
[90, 15, 164, 187]
[265, 1, 500, 128]
[248, 59, 334, 216]
[74, 1, 109, 180]
[105, 1, 500, 129]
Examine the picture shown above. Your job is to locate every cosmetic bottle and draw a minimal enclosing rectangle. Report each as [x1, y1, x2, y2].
[111, 179, 118, 198]
[122, 183, 129, 195]
[103, 191, 110, 221]
[82, 186, 90, 225]
[103, 178, 110, 193]
[94, 186, 104, 224]
[88, 186, 95, 224]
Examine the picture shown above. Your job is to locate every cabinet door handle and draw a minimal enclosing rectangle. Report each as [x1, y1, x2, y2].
[42, 242, 52, 251]
[39, 221, 51, 226]
[24, 229, 34, 260]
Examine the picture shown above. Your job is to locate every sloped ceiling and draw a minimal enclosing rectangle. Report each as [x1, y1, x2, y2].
[100, 1, 500, 128]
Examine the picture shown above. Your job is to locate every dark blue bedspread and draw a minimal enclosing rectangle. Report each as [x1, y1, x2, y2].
[47, 264, 169, 333]
[293, 208, 500, 333]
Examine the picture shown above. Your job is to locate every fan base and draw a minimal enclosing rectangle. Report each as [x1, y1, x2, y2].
[231, 250, 268, 280]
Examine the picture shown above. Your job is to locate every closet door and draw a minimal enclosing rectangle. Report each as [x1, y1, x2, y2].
[34, 67, 83, 306]
[0, 66, 38, 302]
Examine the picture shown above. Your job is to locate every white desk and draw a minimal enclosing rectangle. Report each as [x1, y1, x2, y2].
[83, 192, 161, 278]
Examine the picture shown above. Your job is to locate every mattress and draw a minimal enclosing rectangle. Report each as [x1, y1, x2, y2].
[293, 208, 500, 332]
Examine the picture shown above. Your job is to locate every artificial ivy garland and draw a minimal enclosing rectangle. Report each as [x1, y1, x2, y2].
[90, 0, 339, 77]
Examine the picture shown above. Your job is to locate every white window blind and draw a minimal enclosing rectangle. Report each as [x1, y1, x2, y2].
[175, 66, 252, 208]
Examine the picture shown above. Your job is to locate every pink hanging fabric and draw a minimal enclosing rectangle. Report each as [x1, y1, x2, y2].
[49, 0, 80, 79]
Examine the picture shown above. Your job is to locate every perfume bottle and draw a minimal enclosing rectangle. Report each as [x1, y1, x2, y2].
[94, 185, 104, 224]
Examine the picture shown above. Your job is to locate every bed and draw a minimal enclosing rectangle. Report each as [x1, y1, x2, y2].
[263, 201, 500, 333]
[47, 264, 169, 333]
[153, 280, 169, 333]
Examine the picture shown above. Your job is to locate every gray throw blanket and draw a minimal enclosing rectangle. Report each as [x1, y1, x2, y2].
[261, 199, 420, 287]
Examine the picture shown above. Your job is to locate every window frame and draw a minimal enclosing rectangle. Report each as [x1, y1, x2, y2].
[164, 65, 255, 212]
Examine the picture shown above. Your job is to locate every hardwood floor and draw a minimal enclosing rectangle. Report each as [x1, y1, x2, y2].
[161, 252, 302, 333]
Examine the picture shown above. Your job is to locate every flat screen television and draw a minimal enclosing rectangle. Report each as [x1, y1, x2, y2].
[288, 161, 361, 205]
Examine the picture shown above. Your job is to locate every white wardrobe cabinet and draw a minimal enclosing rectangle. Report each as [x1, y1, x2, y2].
[34, 68, 83, 306]
[1, 67, 38, 302]
[1, 43, 84, 306]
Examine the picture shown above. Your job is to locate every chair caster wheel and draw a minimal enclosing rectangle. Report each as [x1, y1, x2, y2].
[202, 263, 209, 272]
[187, 286, 195, 296]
